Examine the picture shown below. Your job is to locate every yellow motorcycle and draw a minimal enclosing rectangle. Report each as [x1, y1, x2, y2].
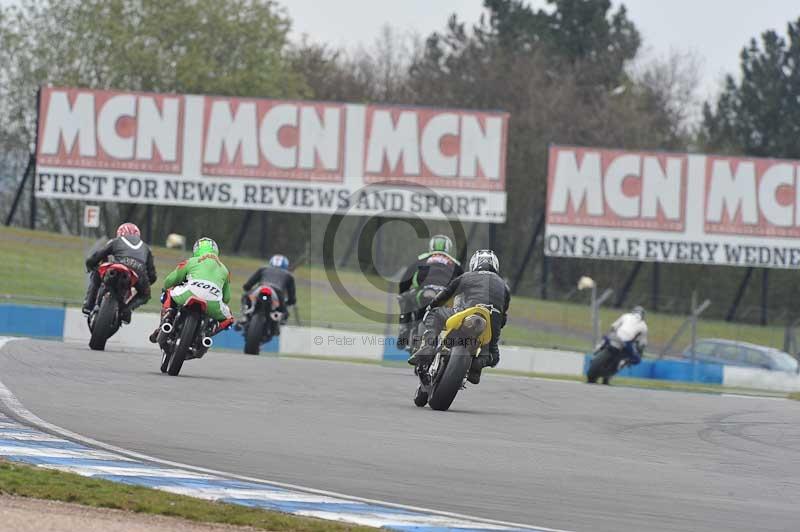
[414, 305, 493, 411]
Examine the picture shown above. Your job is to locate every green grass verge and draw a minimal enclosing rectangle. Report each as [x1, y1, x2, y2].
[0, 459, 370, 532]
[0, 225, 789, 352]
[789, 392, 800, 401]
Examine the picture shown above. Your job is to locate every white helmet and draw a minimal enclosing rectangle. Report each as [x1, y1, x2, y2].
[469, 249, 499, 273]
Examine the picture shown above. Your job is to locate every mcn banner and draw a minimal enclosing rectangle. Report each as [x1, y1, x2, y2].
[34, 87, 508, 223]
[545, 144, 800, 269]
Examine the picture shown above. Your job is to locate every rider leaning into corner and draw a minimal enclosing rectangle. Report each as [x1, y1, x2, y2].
[397, 235, 463, 349]
[409, 249, 510, 385]
[148, 237, 234, 343]
[237, 254, 297, 328]
[83, 222, 157, 323]
[608, 305, 648, 365]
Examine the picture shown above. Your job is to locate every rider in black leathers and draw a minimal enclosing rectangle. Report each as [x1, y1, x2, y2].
[82, 223, 157, 323]
[239, 254, 296, 326]
[397, 235, 463, 350]
[409, 249, 510, 384]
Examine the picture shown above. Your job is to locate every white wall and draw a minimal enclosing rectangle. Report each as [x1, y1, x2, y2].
[497, 345, 585, 376]
[63, 308, 160, 350]
[279, 326, 384, 360]
[723, 366, 800, 392]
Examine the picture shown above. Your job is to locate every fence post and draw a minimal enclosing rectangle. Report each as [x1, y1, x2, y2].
[659, 294, 711, 359]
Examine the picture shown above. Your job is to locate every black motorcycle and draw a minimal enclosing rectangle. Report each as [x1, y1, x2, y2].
[399, 284, 444, 353]
[586, 332, 634, 384]
[88, 262, 138, 351]
[414, 305, 493, 411]
[241, 285, 283, 355]
[157, 295, 216, 376]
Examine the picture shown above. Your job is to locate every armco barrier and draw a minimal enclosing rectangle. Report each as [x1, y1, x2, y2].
[6, 303, 800, 392]
[63, 308, 279, 353]
[585, 356, 725, 385]
[0, 304, 65, 339]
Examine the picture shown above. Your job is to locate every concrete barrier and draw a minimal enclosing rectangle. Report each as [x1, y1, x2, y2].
[279, 325, 383, 360]
[498, 346, 585, 376]
[723, 366, 800, 392]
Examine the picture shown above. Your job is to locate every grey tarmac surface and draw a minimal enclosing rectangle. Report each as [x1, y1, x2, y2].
[1, 339, 799, 532]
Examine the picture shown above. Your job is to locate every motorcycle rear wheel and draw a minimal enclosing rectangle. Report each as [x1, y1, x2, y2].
[244, 313, 266, 355]
[168, 313, 198, 376]
[89, 294, 118, 351]
[428, 346, 472, 411]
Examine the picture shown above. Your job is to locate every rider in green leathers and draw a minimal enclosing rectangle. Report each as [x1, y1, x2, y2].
[148, 237, 234, 343]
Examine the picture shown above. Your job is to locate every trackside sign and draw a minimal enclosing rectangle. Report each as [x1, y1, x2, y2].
[545, 144, 800, 269]
[34, 87, 508, 222]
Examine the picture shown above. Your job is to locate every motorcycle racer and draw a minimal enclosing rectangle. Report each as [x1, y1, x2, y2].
[83, 222, 156, 323]
[397, 235, 463, 349]
[410, 249, 510, 385]
[238, 254, 296, 327]
[148, 237, 233, 343]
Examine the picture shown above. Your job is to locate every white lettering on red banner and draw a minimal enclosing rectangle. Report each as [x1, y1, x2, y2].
[546, 145, 800, 268]
[35, 88, 508, 222]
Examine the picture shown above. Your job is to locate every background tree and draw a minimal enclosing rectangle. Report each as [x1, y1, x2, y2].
[0, 0, 305, 242]
[406, 0, 692, 292]
[701, 18, 800, 158]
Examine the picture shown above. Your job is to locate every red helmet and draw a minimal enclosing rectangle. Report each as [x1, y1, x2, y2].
[116, 223, 141, 237]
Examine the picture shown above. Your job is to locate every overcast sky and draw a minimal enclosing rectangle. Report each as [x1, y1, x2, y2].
[2, 0, 798, 102]
[284, 0, 800, 102]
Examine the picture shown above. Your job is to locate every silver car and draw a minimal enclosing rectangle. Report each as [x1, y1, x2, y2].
[683, 338, 799, 374]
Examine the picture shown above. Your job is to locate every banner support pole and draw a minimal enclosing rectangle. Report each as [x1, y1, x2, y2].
[651, 262, 661, 311]
[614, 261, 643, 308]
[4, 154, 35, 226]
[725, 267, 753, 322]
[760, 268, 769, 326]
[511, 212, 545, 294]
[29, 87, 42, 230]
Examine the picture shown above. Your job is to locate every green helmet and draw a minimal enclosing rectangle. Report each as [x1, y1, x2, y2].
[192, 237, 219, 257]
[429, 234, 453, 254]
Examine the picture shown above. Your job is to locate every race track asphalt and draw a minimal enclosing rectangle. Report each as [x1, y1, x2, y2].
[1, 339, 799, 532]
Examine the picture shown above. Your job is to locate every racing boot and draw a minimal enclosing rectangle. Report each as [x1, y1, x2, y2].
[120, 307, 132, 324]
[408, 328, 437, 366]
[82, 288, 99, 316]
[467, 353, 493, 385]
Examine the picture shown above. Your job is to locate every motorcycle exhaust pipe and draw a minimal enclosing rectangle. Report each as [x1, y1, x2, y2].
[201, 337, 213, 348]
[270, 311, 283, 322]
[160, 322, 173, 334]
